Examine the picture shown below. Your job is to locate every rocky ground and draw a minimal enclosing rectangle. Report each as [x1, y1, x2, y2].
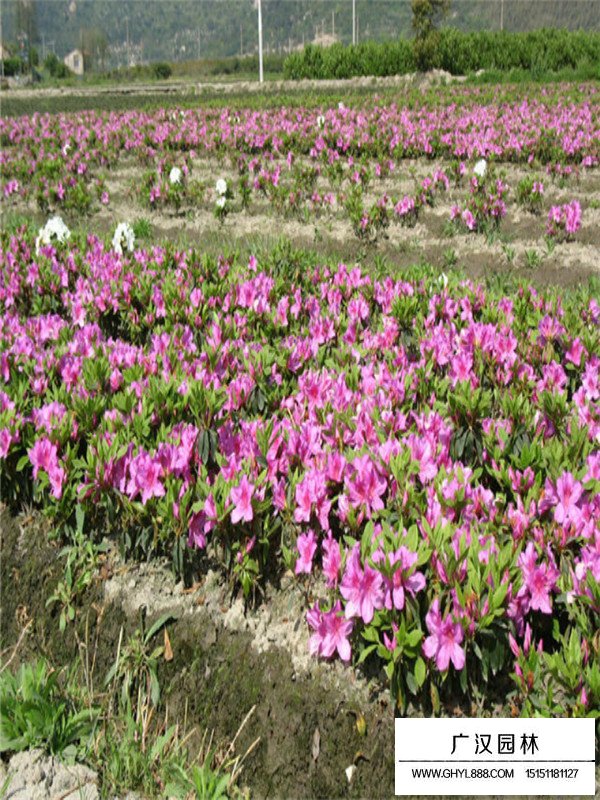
[0, 749, 145, 800]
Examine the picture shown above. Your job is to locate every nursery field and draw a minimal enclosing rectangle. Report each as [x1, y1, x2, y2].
[1, 79, 599, 799]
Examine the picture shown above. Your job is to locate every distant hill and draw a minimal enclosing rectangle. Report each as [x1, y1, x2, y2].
[2, 0, 600, 68]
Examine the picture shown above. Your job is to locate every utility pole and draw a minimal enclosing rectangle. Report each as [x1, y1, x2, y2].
[500, 0, 504, 31]
[257, 0, 263, 83]
[240, 23, 243, 56]
[332, 11, 335, 38]
[124, 15, 130, 67]
[352, 0, 356, 45]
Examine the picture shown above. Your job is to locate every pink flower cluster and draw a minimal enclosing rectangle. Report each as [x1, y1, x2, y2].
[1, 227, 598, 702]
[546, 200, 582, 240]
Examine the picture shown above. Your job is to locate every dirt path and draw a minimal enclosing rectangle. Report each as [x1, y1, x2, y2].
[2, 70, 464, 102]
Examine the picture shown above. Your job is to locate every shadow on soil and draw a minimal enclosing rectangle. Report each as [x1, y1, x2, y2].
[0, 509, 394, 799]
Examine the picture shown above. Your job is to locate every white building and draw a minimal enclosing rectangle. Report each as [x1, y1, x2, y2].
[64, 49, 84, 75]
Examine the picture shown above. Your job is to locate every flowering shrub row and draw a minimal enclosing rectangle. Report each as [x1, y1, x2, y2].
[1, 225, 598, 715]
[6, 92, 599, 172]
[2, 93, 595, 250]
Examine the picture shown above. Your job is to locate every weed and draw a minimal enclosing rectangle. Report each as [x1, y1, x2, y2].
[502, 243, 516, 265]
[132, 217, 152, 240]
[0, 660, 98, 759]
[524, 248, 542, 269]
[105, 611, 177, 721]
[442, 248, 458, 269]
[46, 506, 106, 632]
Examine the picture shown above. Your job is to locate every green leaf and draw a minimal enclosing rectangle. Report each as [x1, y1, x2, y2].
[144, 612, 178, 643]
[406, 671, 418, 696]
[414, 657, 426, 689]
[492, 583, 508, 609]
[406, 629, 423, 648]
[150, 670, 160, 708]
[356, 644, 378, 665]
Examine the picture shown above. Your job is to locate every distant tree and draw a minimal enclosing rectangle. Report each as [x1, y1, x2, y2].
[411, 0, 450, 71]
[152, 61, 172, 79]
[411, 0, 450, 39]
[15, 0, 38, 40]
[2, 56, 22, 77]
[14, 0, 39, 70]
[44, 51, 71, 78]
[79, 27, 108, 71]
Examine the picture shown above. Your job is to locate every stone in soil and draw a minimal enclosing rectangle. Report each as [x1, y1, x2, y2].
[0, 748, 98, 800]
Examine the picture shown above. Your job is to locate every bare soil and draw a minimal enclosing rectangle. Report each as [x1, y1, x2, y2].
[5, 153, 598, 289]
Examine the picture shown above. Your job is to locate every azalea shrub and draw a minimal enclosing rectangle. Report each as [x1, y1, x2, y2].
[546, 200, 583, 242]
[1, 223, 599, 716]
[516, 176, 545, 215]
[450, 161, 509, 234]
[137, 160, 203, 212]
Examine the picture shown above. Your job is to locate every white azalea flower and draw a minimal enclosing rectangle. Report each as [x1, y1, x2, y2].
[35, 215, 71, 253]
[474, 159, 487, 178]
[169, 166, 182, 185]
[215, 196, 227, 209]
[338, 101, 345, 111]
[112, 222, 135, 255]
[316, 114, 325, 129]
[215, 178, 228, 196]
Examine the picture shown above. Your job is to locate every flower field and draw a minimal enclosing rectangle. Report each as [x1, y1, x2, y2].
[1, 80, 599, 735]
[2, 83, 600, 277]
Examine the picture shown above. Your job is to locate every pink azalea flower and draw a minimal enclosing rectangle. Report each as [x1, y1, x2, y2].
[294, 469, 330, 530]
[553, 472, 583, 527]
[187, 495, 218, 549]
[295, 529, 318, 575]
[0, 428, 16, 459]
[230, 475, 255, 524]
[583, 453, 600, 483]
[373, 546, 426, 610]
[326, 451, 346, 483]
[27, 437, 65, 499]
[517, 542, 560, 615]
[383, 622, 399, 652]
[294, 475, 314, 523]
[565, 337, 585, 366]
[526, 566, 556, 614]
[188, 511, 208, 549]
[344, 454, 387, 518]
[307, 600, 353, 662]
[47, 462, 66, 499]
[422, 598, 465, 672]
[126, 451, 165, 505]
[28, 437, 58, 478]
[340, 544, 384, 624]
[322, 534, 341, 587]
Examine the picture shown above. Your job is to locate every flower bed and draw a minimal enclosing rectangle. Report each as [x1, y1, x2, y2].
[1, 227, 598, 716]
[1, 88, 598, 247]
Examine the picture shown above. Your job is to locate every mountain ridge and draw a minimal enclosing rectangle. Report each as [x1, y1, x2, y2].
[2, 0, 599, 67]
